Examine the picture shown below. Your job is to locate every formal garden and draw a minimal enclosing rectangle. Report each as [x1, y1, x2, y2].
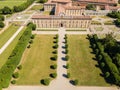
[66, 35, 110, 86]
[16, 35, 58, 85]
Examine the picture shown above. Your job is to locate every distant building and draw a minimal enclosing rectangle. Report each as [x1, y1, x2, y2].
[75, 0, 119, 11]
[32, 0, 92, 29]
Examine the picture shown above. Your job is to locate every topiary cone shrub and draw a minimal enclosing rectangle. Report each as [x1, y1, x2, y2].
[41, 78, 50, 86]
[11, 80, 16, 84]
[12, 72, 19, 79]
[49, 73, 57, 78]
[50, 64, 57, 69]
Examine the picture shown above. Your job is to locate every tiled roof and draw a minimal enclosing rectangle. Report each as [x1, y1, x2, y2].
[32, 15, 92, 20]
[64, 6, 85, 10]
[78, 0, 117, 4]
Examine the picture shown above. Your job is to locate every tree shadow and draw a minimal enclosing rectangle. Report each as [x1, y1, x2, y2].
[95, 64, 99, 68]
[63, 65, 67, 69]
[92, 57, 97, 61]
[62, 51, 66, 54]
[62, 46, 65, 49]
[62, 74, 68, 78]
[61, 57, 66, 61]
[69, 80, 75, 85]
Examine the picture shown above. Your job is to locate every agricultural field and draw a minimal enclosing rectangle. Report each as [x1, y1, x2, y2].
[17, 35, 56, 85]
[67, 35, 110, 86]
[0, 0, 27, 9]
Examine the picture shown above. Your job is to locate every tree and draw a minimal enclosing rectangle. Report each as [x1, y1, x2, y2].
[39, 0, 47, 3]
[86, 4, 95, 10]
[0, 15, 4, 21]
[1, 6, 12, 14]
[0, 21, 5, 28]
[105, 72, 110, 78]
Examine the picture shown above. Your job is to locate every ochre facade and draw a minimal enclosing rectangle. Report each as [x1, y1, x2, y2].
[32, 0, 92, 29]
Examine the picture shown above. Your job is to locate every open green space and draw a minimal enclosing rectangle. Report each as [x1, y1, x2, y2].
[30, 5, 43, 10]
[0, 0, 27, 9]
[67, 35, 110, 86]
[0, 27, 26, 68]
[0, 24, 20, 48]
[17, 35, 56, 85]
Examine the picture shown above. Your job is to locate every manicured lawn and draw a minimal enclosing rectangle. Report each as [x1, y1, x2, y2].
[0, 0, 27, 9]
[30, 5, 43, 10]
[17, 35, 56, 85]
[43, 11, 51, 15]
[0, 24, 20, 48]
[67, 35, 110, 86]
[0, 27, 26, 68]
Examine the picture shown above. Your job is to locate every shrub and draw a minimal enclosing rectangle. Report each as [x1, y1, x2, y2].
[67, 73, 70, 78]
[64, 49, 68, 54]
[66, 63, 69, 69]
[50, 64, 57, 69]
[50, 55, 57, 61]
[31, 34, 35, 39]
[49, 73, 57, 78]
[0, 15, 4, 21]
[100, 62, 105, 68]
[64, 44, 68, 48]
[0, 21, 5, 28]
[29, 39, 33, 44]
[27, 44, 31, 48]
[73, 79, 78, 85]
[105, 72, 110, 78]
[65, 55, 69, 61]
[41, 78, 50, 86]
[17, 65, 22, 70]
[53, 39, 58, 43]
[12, 72, 19, 79]
[52, 50, 57, 54]
[98, 54, 103, 61]
[11, 80, 16, 84]
[53, 44, 58, 49]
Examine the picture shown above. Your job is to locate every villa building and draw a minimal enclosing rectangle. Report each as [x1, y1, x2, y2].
[32, 0, 92, 29]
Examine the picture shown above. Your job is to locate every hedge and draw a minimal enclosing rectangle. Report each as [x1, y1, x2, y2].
[0, 23, 32, 88]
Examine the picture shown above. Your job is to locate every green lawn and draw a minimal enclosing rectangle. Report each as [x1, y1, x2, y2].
[30, 5, 43, 10]
[68, 35, 110, 86]
[0, 27, 26, 68]
[17, 35, 56, 85]
[0, 0, 27, 9]
[0, 24, 20, 48]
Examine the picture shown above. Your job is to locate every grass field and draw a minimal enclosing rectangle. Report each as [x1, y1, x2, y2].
[17, 35, 56, 85]
[0, 24, 20, 48]
[0, 0, 27, 9]
[0, 27, 26, 68]
[30, 5, 43, 10]
[67, 35, 110, 86]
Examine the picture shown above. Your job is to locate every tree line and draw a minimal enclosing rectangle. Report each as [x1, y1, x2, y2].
[0, 22, 35, 89]
[107, 11, 120, 26]
[88, 34, 120, 86]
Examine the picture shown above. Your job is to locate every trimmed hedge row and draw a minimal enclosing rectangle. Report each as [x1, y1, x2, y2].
[0, 24, 32, 88]
[89, 34, 120, 85]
